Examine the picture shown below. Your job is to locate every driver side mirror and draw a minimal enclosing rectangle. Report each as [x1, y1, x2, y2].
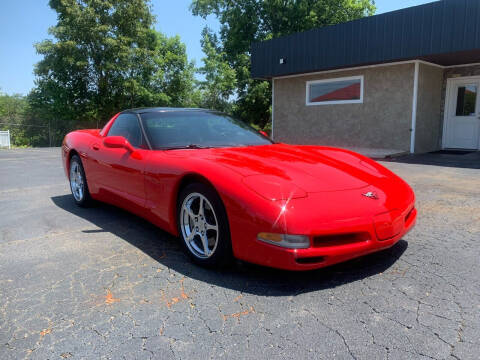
[103, 136, 142, 160]
[104, 135, 137, 152]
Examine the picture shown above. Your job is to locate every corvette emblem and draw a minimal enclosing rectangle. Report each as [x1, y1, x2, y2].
[362, 191, 379, 200]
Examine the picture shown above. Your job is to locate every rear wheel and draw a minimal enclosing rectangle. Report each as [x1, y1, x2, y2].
[178, 183, 232, 267]
[69, 155, 92, 207]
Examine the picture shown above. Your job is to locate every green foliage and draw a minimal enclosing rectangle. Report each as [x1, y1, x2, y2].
[190, 0, 376, 129]
[151, 33, 198, 108]
[0, 93, 28, 122]
[197, 27, 236, 113]
[17, 0, 376, 146]
[0, 93, 35, 147]
[29, 0, 198, 145]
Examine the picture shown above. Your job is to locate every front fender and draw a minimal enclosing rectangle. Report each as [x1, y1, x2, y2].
[144, 152, 289, 258]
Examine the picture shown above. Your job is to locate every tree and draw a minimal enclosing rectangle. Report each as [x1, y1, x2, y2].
[150, 33, 198, 108]
[0, 93, 33, 146]
[0, 93, 27, 123]
[30, 0, 198, 145]
[198, 28, 236, 112]
[190, 0, 376, 128]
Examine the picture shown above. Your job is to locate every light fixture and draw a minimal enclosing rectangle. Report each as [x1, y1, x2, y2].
[257, 233, 310, 249]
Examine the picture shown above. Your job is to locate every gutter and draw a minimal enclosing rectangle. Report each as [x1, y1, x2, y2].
[410, 61, 419, 154]
[271, 79, 275, 140]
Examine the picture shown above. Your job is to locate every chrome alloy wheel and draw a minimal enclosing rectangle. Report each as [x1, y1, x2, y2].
[70, 161, 84, 202]
[180, 192, 219, 259]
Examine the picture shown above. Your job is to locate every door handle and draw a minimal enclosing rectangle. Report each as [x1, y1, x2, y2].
[92, 143, 100, 150]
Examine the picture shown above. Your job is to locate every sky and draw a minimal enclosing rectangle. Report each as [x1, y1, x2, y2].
[0, 0, 436, 95]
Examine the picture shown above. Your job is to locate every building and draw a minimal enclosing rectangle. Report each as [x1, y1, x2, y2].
[251, 0, 480, 154]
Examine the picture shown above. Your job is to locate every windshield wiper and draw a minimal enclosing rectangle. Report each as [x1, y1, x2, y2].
[161, 144, 212, 150]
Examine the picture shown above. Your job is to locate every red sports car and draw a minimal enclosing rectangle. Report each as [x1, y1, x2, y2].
[62, 108, 416, 271]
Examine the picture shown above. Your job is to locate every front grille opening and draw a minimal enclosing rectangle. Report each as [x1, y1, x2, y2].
[313, 232, 370, 248]
[295, 256, 325, 265]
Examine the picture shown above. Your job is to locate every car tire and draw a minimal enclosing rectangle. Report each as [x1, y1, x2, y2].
[69, 154, 92, 207]
[177, 183, 233, 268]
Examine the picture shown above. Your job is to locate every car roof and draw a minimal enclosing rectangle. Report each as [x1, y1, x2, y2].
[122, 107, 215, 115]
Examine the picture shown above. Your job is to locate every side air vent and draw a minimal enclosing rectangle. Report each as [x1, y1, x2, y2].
[295, 256, 325, 265]
[313, 232, 370, 248]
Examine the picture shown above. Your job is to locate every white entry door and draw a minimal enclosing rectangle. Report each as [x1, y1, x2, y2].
[443, 77, 480, 149]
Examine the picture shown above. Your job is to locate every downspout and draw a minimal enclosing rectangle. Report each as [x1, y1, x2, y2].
[271, 78, 275, 140]
[410, 61, 419, 154]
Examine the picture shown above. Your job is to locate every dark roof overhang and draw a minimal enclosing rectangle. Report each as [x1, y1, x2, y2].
[251, 0, 480, 79]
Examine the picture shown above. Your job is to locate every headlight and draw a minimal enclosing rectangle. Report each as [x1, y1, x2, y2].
[257, 233, 310, 249]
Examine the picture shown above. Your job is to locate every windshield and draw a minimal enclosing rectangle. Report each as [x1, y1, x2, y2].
[140, 111, 272, 150]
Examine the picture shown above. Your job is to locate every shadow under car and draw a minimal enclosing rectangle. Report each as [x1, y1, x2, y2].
[51, 194, 408, 296]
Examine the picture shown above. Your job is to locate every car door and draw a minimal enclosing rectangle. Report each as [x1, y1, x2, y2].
[88, 113, 148, 211]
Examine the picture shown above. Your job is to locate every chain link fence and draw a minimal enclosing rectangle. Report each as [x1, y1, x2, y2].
[0, 120, 102, 148]
[0, 113, 110, 147]
[0, 122, 52, 148]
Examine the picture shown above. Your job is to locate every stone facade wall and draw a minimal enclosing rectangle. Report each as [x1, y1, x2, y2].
[273, 62, 480, 153]
[415, 63, 444, 153]
[273, 64, 415, 151]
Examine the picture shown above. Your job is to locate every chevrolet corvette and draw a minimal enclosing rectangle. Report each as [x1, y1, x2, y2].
[62, 108, 416, 270]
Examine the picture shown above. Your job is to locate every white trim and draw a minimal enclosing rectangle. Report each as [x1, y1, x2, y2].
[442, 74, 480, 82]
[306, 75, 364, 106]
[272, 59, 443, 80]
[270, 60, 480, 81]
[410, 61, 419, 154]
[444, 62, 480, 69]
[271, 78, 275, 140]
[442, 78, 453, 149]
[416, 60, 445, 69]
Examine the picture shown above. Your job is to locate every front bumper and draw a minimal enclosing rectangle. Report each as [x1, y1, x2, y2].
[233, 204, 417, 271]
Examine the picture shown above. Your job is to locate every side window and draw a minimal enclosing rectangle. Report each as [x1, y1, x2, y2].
[306, 76, 363, 106]
[107, 113, 144, 148]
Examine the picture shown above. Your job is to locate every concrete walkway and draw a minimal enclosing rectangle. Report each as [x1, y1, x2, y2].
[343, 147, 407, 159]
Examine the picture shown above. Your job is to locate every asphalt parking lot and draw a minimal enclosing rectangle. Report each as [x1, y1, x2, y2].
[1, 148, 479, 360]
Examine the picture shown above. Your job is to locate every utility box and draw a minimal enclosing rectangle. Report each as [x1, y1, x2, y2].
[0, 130, 11, 149]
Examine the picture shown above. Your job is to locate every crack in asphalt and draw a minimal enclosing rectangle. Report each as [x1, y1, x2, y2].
[1, 151, 479, 359]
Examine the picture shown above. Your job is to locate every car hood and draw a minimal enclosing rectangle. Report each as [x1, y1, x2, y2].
[201, 144, 395, 195]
